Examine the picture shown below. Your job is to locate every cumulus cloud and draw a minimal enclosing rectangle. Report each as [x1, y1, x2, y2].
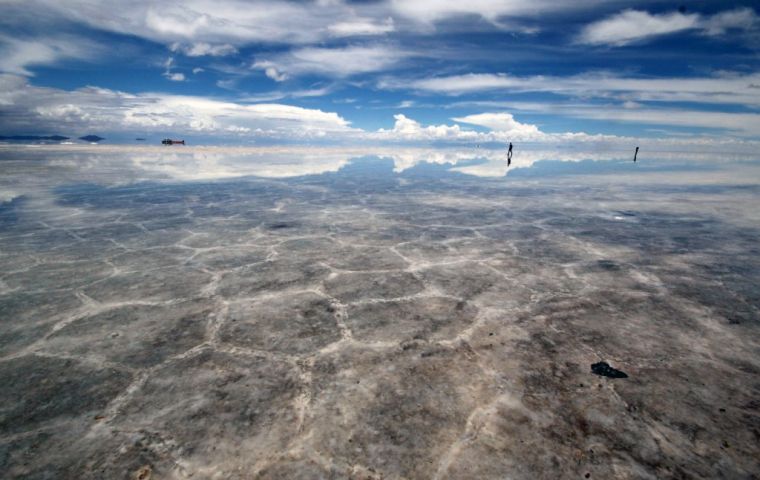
[578, 8, 759, 46]
[0, 74, 354, 138]
[371, 113, 585, 144]
[253, 45, 408, 79]
[372, 111, 760, 144]
[4, 73, 760, 145]
[452, 112, 540, 135]
[370, 113, 567, 143]
[374, 114, 479, 141]
[0, 75, 582, 142]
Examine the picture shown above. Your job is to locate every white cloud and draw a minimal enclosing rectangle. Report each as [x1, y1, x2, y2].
[453, 100, 760, 136]
[389, 0, 604, 25]
[265, 68, 288, 82]
[547, 105, 760, 136]
[371, 111, 760, 145]
[328, 17, 395, 37]
[374, 114, 478, 141]
[578, 8, 759, 46]
[371, 113, 553, 143]
[162, 56, 186, 81]
[452, 112, 540, 135]
[253, 45, 407, 79]
[171, 42, 238, 57]
[216, 79, 237, 90]
[398, 71, 760, 108]
[193, 67, 205, 74]
[399, 73, 521, 94]
[4, 74, 760, 146]
[372, 112, 622, 145]
[702, 8, 759, 36]
[0, 34, 97, 76]
[5, 0, 615, 50]
[578, 10, 699, 46]
[12, 0, 385, 47]
[253, 61, 289, 82]
[237, 85, 333, 103]
[0, 75, 354, 138]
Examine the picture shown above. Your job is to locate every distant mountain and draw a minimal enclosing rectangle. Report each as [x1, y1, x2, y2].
[79, 135, 104, 142]
[0, 135, 69, 141]
[135, 138, 146, 141]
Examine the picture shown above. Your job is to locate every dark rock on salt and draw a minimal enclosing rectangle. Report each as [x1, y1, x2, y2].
[591, 361, 628, 378]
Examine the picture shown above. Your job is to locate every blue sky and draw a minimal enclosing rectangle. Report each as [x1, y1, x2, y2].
[1, 0, 759, 146]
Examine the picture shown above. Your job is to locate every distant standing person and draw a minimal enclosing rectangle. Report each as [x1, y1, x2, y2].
[634, 146, 639, 163]
[507, 142, 513, 167]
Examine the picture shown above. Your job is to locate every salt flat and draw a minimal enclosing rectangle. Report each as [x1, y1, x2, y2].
[1, 145, 759, 479]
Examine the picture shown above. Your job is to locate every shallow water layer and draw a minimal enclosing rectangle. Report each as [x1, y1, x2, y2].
[1, 145, 759, 479]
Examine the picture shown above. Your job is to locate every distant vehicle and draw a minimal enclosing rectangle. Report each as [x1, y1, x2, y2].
[162, 139, 185, 145]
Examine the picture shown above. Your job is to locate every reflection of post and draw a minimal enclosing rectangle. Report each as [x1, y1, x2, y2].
[633, 146, 639, 163]
[507, 142, 513, 167]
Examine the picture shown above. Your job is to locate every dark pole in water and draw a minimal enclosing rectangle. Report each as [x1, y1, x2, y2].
[634, 146, 639, 163]
[507, 142, 513, 167]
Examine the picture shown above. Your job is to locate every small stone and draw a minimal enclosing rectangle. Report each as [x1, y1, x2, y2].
[591, 361, 628, 378]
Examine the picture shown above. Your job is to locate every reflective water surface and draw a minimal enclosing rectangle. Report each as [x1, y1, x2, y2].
[1, 145, 760, 478]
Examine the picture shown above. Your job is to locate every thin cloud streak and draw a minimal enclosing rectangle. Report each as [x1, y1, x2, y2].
[578, 7, 759, 46]
[396, 71, 760, 107]
[0, 34, 100, 76]
[253, 45, 410, 80]
[451, 100, 760, 136]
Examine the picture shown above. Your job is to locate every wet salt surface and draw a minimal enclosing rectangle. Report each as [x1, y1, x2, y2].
[1, 145, 760, 478]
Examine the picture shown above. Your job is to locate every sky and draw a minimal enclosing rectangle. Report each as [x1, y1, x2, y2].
[1, 0, 759, 147]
